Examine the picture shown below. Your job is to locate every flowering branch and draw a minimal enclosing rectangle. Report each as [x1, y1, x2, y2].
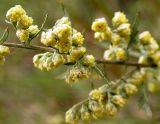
[2, 42, 157, 68]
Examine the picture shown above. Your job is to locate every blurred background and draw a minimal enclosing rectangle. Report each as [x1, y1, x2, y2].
[0, 0, 160, 124]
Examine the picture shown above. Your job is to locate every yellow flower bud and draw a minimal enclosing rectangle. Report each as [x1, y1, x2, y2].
[67, 46, 86, 62]
[89, 100, 104, 118]
[101, 27, 112, 41]
[55, 16, 71, 26]
[6, 5, 26, 22]
[148, 82, 160, 93]
[152, 51, 160, 66]
[82, 54, 95, 67]
[128, 70, 146, 85]
[124, 83, 138, 95]
[89, 89, 104, 102]
[28, 25, 39, 36]
[65, 109, 79, 124]
[103, 49, 115, 61]
[112, 11, 128, 26]
[0, 45, 10, 56]
[139, 31, 152, 44]
[16, 29, 29, 42]
[105, 103, 118, 116]
[117, 23, 131, 37]
[111, 33, 121, 46]
[17, 14, 33, 29]
[56, 39, 72, 53]
[53, 24, 72, 40]
[72, 32, 84, 46]
[94, 32, 103, 42]
[116, 48, 127, 61]
[41, 29, 57, 47]
[65, 67, 89, 84]
[80, 105, 91, 122]
[112, 95, 127, 107]
[91, 18, 108, 32]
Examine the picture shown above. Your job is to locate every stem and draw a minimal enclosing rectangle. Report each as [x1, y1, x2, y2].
[94, 65, 110, 85]
[71, 67, 138, 109]
[72, 99, 89, 109]
[96, 59, 157, 68]
[2, 42, 158, 68]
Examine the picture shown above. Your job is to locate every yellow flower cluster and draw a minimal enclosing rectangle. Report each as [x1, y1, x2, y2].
[91, 18, 112, 42]
[41, 17, 84, 54]
[65, 67, 89, 84]
[40, 17, 95, 70]
[137, 31, 160, 65]
[127, 69, 146, 85]
[65, 78, 138, 124]
[103, 46, 127, 61]
[0, 45, 10, 64]
[67, 46, 86, 63]
[33, 52, 65, 71]
[91, 12, 131, 62]
[6, 5, 39, 43]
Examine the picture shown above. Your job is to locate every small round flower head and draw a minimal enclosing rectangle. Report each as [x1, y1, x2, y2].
[67, 46, 86, 62]
[152, 51, 160, 66]
[56, 39, 72, 53]
[53, 24, 72, 40]
[33, 53, 43, 66]
[0, 45, 10, 56]
[28, 25, 39, 36]
[80, 105, 91, 122]
[17, 14, 33, 29]
[103, 48, 115, 61]
[101, 27, 112, 40]
[65, 108, 79, 124]
[112, 11, 128, 26]
[117, 23, 131, 37]
[51, 53, 65, 68]
[88, 100, 104, 118]
[94, 32, 103, 42]
[6, 5, 26, 22]
[128, 70, 147, 85]
[111, 33, 121, 46]
[139, 31, 152, 44]
[115, 48, 127, 61]
[41, 29, 57, 47]
[124, 83, 138, 95]
[89, 89, 105, 102]
[112, 95, 126, 107]
[72, 32, 84, 46]
[33, 52, 65, 71]
[147, 38, 159, 55]
[65, 67, 89, 84]
[55, 16, 71, 26]
[91, 18, 108, 32]
[105, 103, 118, 116]
[147, 82, 160, 93]
[0, 56, 5, 64]
[82, 54, 95, 67]
[16, 29, 29, 42]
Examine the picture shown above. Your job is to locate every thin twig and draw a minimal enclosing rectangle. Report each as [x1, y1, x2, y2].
[96, 59, 157, 68]
[2, 42, 158, 68]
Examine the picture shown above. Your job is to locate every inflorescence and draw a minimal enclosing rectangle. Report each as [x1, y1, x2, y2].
[0, 5, 160, 124]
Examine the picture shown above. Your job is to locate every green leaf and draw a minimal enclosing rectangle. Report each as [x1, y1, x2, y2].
[28, 14, 48, 44]
[0, 27, 9, 44]
[138, 84, 152, 117]
[127, 12, 140, 49]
